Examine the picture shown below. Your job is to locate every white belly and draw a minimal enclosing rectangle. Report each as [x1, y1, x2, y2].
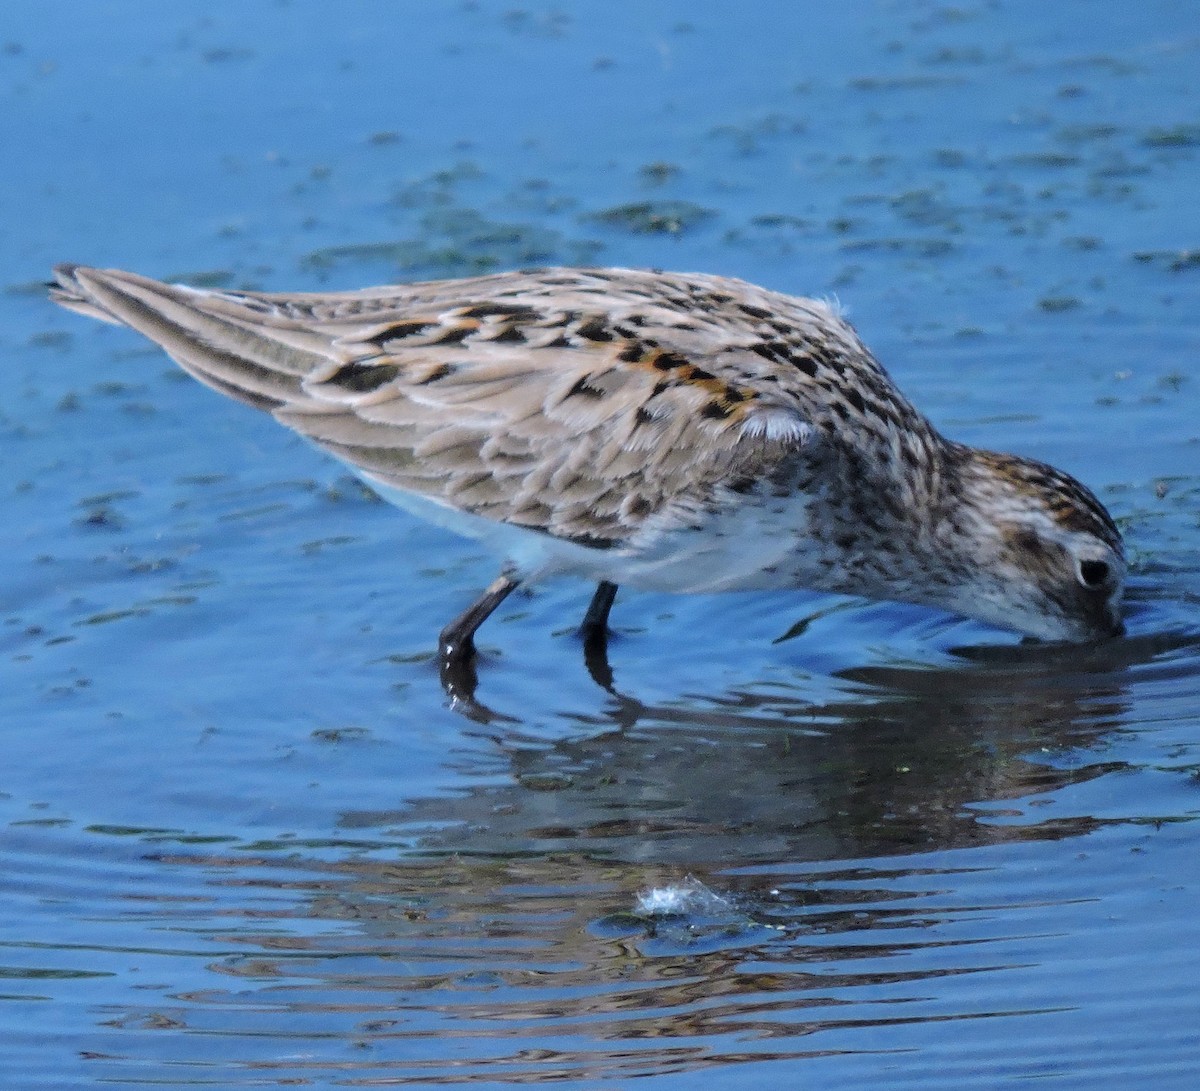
[360, 472, 807, 594]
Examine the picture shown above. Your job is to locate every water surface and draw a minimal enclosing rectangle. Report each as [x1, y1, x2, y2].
[1, 1, 1198, 1086]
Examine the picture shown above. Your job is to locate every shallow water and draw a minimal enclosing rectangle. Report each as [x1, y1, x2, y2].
[2, 1, 1199, 1086]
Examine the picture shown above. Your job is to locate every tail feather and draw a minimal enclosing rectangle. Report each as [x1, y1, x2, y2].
[49, 264, 128, 326]
[49, 265, 327, 410]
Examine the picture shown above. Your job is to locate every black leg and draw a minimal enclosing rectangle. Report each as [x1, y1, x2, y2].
[580, 581, 618, 692]
[438, 573, 521, 720]
[580, 581, 618, 641]
[439, 572, 521, 665]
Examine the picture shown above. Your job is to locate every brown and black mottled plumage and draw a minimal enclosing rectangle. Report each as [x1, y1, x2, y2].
[49, 264, 1125, 691]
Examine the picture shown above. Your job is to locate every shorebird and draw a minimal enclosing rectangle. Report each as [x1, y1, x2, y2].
[50, 264, 1125, 689]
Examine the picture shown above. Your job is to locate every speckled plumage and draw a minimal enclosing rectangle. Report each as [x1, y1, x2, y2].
[49, 264, 1125, 660]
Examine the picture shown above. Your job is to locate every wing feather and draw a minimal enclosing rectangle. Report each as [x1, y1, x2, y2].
[49, 264, 838, 549]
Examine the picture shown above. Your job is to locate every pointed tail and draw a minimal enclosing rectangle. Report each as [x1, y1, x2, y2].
[48, 265, 328, 411]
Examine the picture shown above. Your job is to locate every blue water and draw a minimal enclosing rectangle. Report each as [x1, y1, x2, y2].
[2, 1, 1199, 1086]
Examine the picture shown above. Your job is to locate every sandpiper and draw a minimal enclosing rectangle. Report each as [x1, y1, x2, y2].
[50, 264, 1125, 681]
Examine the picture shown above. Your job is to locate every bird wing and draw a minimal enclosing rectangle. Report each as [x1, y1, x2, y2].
[50, 265, 826, 549]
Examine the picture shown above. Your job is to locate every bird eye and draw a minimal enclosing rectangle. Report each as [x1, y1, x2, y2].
[1077, 558, 1110, 589]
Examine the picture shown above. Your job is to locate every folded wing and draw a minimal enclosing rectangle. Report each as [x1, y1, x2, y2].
[50, 265, 818, 549]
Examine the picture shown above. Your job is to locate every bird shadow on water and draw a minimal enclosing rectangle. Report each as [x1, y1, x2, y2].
[439, 621, 620, 723]
[436, 581, 1198, 740]
[134, 616, 1200, 1082]
[374, 614, 1200, 874]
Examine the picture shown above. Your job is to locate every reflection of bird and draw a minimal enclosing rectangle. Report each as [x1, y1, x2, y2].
[50, 264, 1125, 675]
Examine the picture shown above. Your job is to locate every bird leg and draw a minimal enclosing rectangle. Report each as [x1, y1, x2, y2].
[437, 572, 521, 719]
[439, 576, 618, 707]
[580, 581, 618, 641]
[438, 572, 521, 669]
[580, 581, 618, 692]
